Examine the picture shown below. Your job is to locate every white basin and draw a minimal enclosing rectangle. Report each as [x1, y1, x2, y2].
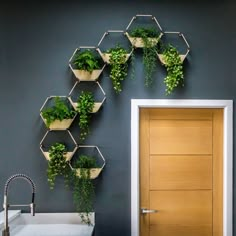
[0, 211, 94, 236]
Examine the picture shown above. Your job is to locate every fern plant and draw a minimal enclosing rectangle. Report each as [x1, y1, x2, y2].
[47, 143, 72, 189]
[107, 45, 128, 93]
[73, 155, 97, 225]
[73, 50, 101, 72]
[77, 91, 95, 141]
[162, 45, 184, 95]
[41, 97, 76, 127]
[130, 27, 160, 87]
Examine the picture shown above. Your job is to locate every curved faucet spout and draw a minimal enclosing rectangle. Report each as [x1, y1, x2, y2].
[2, 174, 36, 236]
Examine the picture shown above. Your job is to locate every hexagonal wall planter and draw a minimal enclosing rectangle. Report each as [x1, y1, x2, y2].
[40, 130, 78, 161]
[40, 96, 77, 130]
[69, 145, 105, 179]
[96, 30, 133, 64]
[69, 46, 106, 81]
[68, 81, 106, 113]
[157, 31, 190, 64]
[125, 14, 163, 48]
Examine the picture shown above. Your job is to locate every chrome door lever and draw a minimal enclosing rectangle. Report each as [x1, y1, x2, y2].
[141, 208, 158, 214]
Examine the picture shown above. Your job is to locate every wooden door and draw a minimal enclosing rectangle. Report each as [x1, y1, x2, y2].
[140, 108, 223, 236]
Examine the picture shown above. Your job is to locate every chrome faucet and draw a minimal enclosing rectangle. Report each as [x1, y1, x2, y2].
[2, 174, 36, 236]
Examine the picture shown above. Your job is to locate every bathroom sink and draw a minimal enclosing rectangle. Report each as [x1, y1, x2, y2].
[0, 211, 94, 236]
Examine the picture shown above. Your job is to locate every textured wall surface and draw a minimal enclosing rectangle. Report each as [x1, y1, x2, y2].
[0, 0, 235, 235]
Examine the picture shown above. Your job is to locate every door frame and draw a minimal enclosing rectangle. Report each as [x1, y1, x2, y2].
[131, 99, 233, 236]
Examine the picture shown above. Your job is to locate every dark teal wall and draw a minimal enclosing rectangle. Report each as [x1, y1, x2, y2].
[0, 1, 235, 235]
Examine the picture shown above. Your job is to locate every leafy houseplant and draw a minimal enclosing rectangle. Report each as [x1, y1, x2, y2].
[106, 45, 128, 93]
[41, 97, 76, 128]
[73, 155, 97, 225]
[161, 45, 184, 95]
[47, 143, 71, 190]
[77, 91, 95, 141]
[73, 50, 101, 72]
[129, 27, 160, 87]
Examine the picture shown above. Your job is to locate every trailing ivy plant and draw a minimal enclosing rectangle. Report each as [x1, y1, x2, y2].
[106, 45, 128, 93]
[47, 143, 71, 189]
[73, 49, 101, 72]
[161, 45, 184, 95]
[77, 91, 95, 141]
[73, 155, 97, 225]
[41, 97, 76, 127]
[130, 27, 160, 87]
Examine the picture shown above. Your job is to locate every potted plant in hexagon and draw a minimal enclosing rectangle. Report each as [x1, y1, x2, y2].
[126, 27, 162, 87]
[40, 130, 78, 164]
[46, 142, 73, 189]
[69, 48, 105, 81]
[40, 96, 77, 130]
[76, 91, 95, 141]
[159, 44, 184, 95]
[104, 44, 130, 93]
[69, 146, 105, 225]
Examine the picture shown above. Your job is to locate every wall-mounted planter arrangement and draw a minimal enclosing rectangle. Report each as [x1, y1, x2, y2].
[39, 12, 191, 226]
[69, 145, 106, 179]
[69, 47, 106, 81]
[157, 31, 190, 65]
[68, 81, 106, 113]
[40, 96, 77, 130]
[40, 130, 78, 161]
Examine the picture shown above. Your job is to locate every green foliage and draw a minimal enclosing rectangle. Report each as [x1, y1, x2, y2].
[77, 91, 95, 141]
[41, 97, 76, 127]
[107, 45, 128, 93]
[73, 50, 101, 72]
[130, 27, 160, 87]
[162, 45, 184, 95]
[129, 27, 159, 38]
[47, 143, 71, 190]
[73, 155, 97, 225]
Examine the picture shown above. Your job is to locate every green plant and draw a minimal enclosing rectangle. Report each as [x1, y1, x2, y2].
[130, 27, 160, 87]
[107, 45, 128, 93]
[47, 143, 71, 189]
[73, 50, 101, 72]
[73, 155, 97, 225]
[162, 45, 184, 95]
[77, 91, 95, 141]
[41, 97, 76, 127]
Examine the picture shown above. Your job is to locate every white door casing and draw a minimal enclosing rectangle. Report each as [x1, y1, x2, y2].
[131, 99, 233, 236]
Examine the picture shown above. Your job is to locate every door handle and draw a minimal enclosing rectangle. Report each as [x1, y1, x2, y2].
[141, 208, 158, 214]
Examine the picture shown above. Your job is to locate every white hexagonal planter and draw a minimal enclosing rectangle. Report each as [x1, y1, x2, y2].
[68, 81, 106, 113]
[157, 32, 190, 64]
[69, 46, 106, 81]
[69, 145, 105, 179]
[40, 96, 77, 130]
[40, 130, 78, 162]
[96, 30, 133, 64]
[125, 14, 163, 48]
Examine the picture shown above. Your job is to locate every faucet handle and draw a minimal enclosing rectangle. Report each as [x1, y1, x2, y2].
[30, 203, 36, 216]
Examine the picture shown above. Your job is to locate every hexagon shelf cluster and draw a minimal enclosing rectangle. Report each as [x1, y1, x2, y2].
[39, 13, 191, 183]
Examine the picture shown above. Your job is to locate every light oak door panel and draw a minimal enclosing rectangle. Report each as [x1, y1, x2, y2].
[150, 155, 212, 190]
[150, 120, 212, 155]
[149, 190, 212, 236]
[140, 108, 223, 236]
